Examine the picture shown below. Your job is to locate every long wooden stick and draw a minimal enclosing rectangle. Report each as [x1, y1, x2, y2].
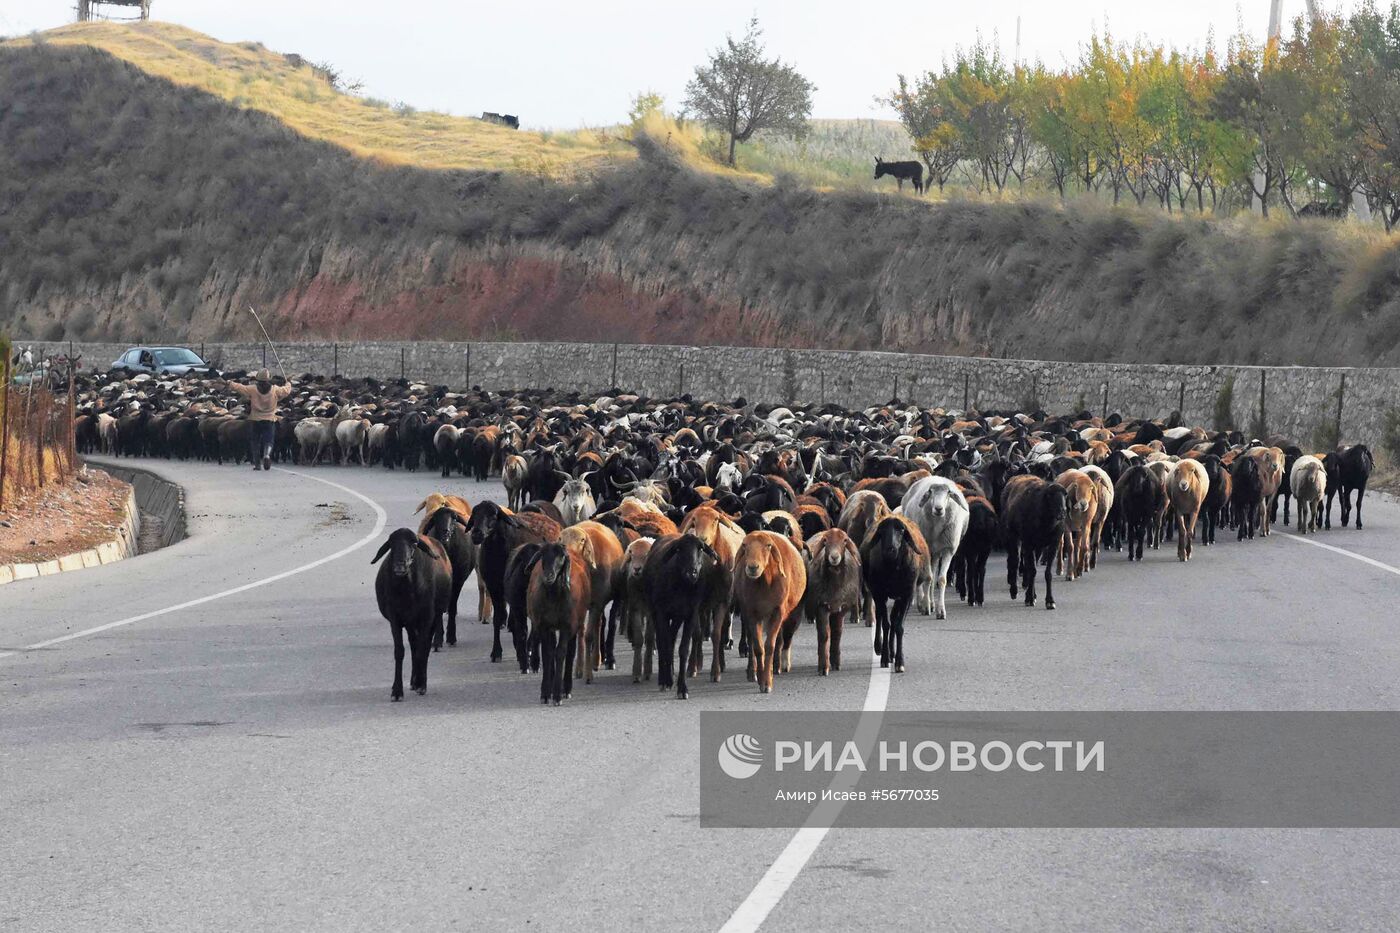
[246, 306, 289, 381]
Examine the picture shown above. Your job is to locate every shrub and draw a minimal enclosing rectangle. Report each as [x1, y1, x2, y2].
[1212, 375, 1236, 432]
[1383, 409, 1400, 465]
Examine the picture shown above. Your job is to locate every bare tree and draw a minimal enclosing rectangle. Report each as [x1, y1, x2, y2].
[683, 18, 815, 167]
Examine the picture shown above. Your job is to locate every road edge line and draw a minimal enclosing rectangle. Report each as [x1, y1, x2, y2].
[0, 467, 387, 660]
[718, 628, 892, 933]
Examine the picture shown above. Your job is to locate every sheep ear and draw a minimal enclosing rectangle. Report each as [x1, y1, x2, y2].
[371, 541, 392, 564]
[415, 538, 435, 555]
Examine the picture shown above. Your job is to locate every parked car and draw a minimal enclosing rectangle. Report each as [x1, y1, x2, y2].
[110, 346, 217, 377]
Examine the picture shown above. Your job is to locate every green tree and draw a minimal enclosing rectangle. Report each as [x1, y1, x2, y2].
[888, 73, 962, 193]
[628, 90, 665, 127]
[683, 18, 815, 167]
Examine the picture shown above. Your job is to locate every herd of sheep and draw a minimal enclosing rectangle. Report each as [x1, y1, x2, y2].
[72, 370, 1376, 704]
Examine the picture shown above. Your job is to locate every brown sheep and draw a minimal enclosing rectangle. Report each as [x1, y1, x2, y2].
[527, 543, 592, 705]
[1168, 458, 1209, 561]
[837, 490, 892, 626]
[1054, 469, 1098, 580]
[733, 531, 807, 693]
[621, 538, 655, 683]
[560, 521, 625, 682]
[803, 529, 862, 676]
[1247, 446, 1286, 536]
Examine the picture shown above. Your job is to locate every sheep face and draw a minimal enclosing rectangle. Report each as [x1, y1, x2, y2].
[537, 543, 571, 587]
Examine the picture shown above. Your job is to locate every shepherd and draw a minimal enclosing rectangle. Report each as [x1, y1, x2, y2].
[874, 156, 924, 195]
[227, 370, 291, 471]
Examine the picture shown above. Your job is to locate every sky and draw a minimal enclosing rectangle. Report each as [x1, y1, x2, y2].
[0, 1, 1363, 128]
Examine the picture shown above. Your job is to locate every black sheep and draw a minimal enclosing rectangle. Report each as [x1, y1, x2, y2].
[372, 529, 452, 701]
[422, 506, 477, 650]
[1114, 465, 1163, 561]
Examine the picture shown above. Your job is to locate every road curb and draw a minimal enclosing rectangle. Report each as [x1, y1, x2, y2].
[0, 462, 185, 586]
[0, 480, 139, 586]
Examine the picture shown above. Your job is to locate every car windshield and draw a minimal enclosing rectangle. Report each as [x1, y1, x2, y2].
[152, 348, 203, 365]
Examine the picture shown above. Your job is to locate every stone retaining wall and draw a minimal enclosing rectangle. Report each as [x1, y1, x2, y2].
[27, 339, 1400, 447]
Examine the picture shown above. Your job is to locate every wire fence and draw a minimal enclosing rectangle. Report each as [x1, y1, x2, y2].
[0, 356, 78, 510]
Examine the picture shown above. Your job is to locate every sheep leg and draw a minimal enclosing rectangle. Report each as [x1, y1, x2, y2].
[390, 623, 406, 701]
[675, 624, 692, 700]
[816, 612, 830, 675]
[408, 624, 428, 695]
[445, 573, 465, 647]
[710, 607, 724, 683]
[1022, 543, 1037, 608]
[1356, 483, 1366, 529]
[629, 607, 644, 684]
[972, 551, 988, 607]
[644, 613, 655, 682]
[488, 584, 508, 662]
[604, 602, 619, 671]
[560, 633, 576, 702]
[656, 618, 674, 690]
[830, 610, 844, 671]
[538, 629, 554, 703]
[1042, 549, 1056, 611]
[1006, 540, 1020, 601]
[875, 600, 891, 668]
[758, 617, 779, 693]
[891, 596, 908, 673]
[934, 552, 951, 620]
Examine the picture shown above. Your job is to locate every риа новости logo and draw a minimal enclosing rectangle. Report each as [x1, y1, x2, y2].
[718, 733, 764, 779]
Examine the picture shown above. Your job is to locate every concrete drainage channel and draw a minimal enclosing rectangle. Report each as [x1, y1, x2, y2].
[0, 462, 186, 585]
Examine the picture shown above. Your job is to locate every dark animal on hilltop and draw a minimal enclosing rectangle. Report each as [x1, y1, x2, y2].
[1001, 475, 1068, 609]
[372, 529, 451, 701]
[527, 543, 590, 706]
[482, 111, 520, 129]
[874, 157, 924, 194]
[1327, 444, 1374, 530]
[1298, 201, 1347, 218]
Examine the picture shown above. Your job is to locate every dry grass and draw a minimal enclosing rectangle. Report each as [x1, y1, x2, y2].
[7, 22, 629, 179]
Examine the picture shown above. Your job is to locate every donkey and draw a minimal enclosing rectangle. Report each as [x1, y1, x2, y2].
[874, 157, 924, 194]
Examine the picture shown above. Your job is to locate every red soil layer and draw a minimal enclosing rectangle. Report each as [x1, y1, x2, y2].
[268, 254, 794, 348]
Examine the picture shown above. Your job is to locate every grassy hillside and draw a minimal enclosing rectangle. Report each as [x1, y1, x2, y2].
[6, 21, 629, 177]
[4, 22, 911, 189]
[3, 36, 1400, 366]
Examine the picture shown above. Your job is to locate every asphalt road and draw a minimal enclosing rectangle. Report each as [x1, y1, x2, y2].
[4, 457, 1400, 932]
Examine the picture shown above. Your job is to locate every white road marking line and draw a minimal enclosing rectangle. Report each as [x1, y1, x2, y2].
[0, 468, 387, 661]
[722, 527, 1398, 932]
[1277, 531, 1400, 577]
[719, 628, 892, 933]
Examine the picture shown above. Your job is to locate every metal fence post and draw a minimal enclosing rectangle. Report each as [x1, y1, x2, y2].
[820, 371, 826, 405]
[466, 343, 472, 388]
[1102, 381, 1109, 416]
[1259, 370, 1267, 437]
[1178, 381, 1186, 417]
[400, 347, 406, 381]
[611, 343, 619, 390]
[1335, 373, 1346, 446]
[333, 343, 339, 377]
[963, 372, 970, 411]
[678, 363, 685, 398]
